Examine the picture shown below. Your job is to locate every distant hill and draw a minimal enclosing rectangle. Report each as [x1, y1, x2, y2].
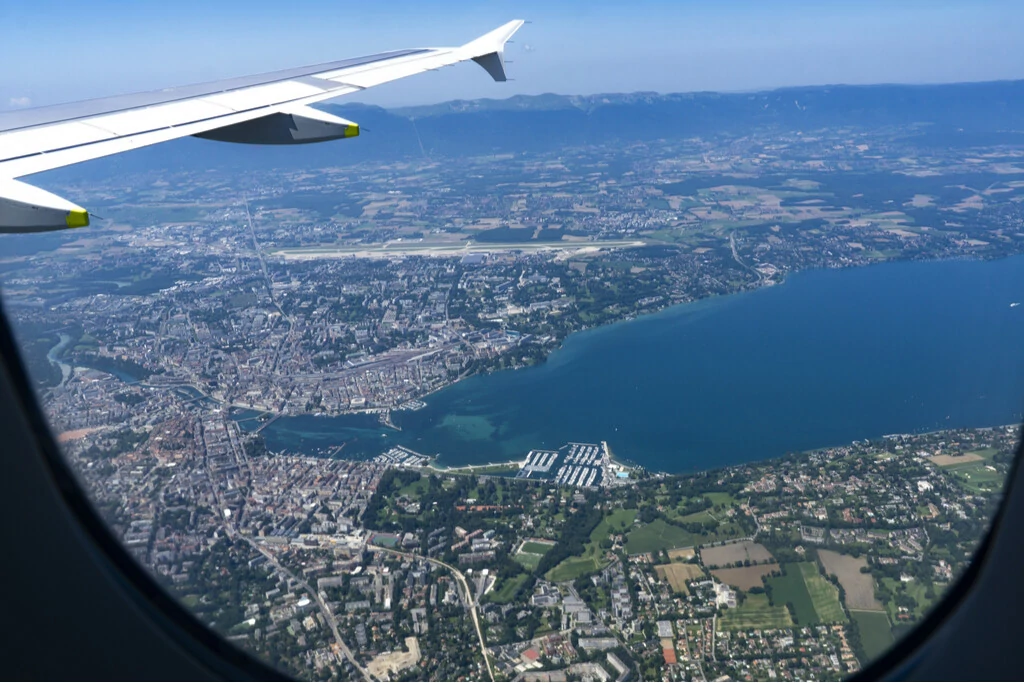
[35, 80, 1024, 182]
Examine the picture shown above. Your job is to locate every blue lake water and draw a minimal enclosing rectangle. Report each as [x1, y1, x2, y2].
[256, 256, 1024, 472]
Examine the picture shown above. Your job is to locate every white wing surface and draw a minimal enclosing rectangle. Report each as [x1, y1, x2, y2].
[0, 20, 524, 233]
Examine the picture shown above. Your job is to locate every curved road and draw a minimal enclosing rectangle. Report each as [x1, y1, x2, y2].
[370, 545, 495, 682]
[241, 535, 371, 681]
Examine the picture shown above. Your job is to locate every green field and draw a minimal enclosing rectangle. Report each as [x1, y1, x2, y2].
[545, 509, 637, 581]
[947, 461, 1004, 493]
[547, 557, 602, 582]
[768, 564, 818, 625]
[521, 541, 556, 555]
[597, 508, 637, 537]
[625, 519, 695, 554]
[397, 478, 428, 498]
[515, 552, 543, 570]
[881, 577, 935, 621]
[516, 540, 555, 570]
[718, 593, 794, 631]
[852, 610, 895, 662]
[799, 563, 848, 623]
[487, 573, 530, 604]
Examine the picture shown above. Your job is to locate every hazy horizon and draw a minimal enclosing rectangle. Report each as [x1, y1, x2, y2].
[4, 0, 1024, 112]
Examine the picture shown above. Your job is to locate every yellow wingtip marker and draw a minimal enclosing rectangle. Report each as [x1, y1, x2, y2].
[344, 124, 360, 138]
[65, 209, 89, 228]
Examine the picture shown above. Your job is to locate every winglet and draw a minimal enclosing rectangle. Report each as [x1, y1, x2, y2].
[461, 19, 525, 82]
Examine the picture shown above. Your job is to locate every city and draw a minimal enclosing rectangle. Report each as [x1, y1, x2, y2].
[3, 90, 1023, 680]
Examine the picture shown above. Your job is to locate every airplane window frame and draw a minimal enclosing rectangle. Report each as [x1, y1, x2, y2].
[0, 301, 289, 681]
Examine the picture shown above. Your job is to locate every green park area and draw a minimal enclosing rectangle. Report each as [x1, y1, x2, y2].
[487, 573, 531, 604]
[625, 519, 695, 554]
[546, 508, 636, 582]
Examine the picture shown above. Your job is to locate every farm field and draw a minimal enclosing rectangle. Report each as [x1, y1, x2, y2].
[768, 564, 818, 625]
[852, 610, 895, 662]
[700, 541, 774, 568]
[819, 550, 884, 611]
[668, 548, 696, 561]
[718, 593, 794, 631]
[799, 562, 847, 623]
[655, 563, 705, 594]
[711, 563, 780, 590]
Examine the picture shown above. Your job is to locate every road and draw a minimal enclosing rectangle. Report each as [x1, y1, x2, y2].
[370, 545, 495, 682]
[729, 232, 763, 283]
[244, 199, 294, 374]
[242, 535, 371, 681]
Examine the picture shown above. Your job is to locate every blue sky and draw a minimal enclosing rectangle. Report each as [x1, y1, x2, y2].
[3, 0, 1023, 110]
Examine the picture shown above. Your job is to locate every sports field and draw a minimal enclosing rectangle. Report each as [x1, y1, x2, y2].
[515, 539, 555, 570]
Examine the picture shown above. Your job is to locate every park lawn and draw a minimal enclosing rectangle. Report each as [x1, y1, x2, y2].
[600, 508, 638, 535]
[718, 593, 794, 631]
[881, 578, 935, 621]
[947, 461, 1004, 493]
[768, 563, 818, 625]
[852, 610, 895, 662]
[546, 509, 637, 582]
[705, 492, 737, 507]
[675, 508, 717, 524]
[547, 556, 602, 582]
[799, 563, 848, 623]
[396, 478, 428, 498]
[487, 573, 530, 604]
[626, 519, 697, 554]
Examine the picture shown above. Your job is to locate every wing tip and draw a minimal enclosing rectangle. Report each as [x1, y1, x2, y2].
[462, 19, 526, 82]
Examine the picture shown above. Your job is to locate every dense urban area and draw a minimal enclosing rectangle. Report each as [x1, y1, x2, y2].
[2, 88, 1023, 680]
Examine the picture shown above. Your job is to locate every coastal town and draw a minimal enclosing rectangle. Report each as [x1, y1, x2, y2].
[47, 372, 1014, 681]
[2, 96, 1023, 681]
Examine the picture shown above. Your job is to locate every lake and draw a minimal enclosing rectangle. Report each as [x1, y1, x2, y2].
[256, 256, 1024, 472]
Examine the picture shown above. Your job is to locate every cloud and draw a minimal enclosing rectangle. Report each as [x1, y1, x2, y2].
[8, 96, 31, 108]
[522, 44, 536, 53]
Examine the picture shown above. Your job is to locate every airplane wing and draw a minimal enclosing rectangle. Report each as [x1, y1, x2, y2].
[0, 20, 524, 233]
